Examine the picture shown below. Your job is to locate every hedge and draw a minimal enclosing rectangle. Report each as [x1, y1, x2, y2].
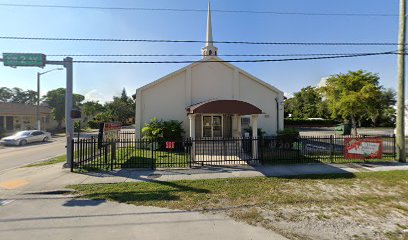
[285, 118, 338, 127]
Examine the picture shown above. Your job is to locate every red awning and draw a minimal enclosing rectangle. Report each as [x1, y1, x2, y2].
[186, 100, 262, 115]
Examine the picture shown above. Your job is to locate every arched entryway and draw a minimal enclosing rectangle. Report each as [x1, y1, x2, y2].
[186, 99, 263, 165]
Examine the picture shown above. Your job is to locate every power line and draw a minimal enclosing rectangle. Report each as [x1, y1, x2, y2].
[46, 52, 398, 57]
[0, 36, 401, 46]
[0, 3, 398, 17]
[69, 51, 396, 64]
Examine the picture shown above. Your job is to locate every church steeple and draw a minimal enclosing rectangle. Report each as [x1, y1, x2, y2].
[202, 0, 218, 58]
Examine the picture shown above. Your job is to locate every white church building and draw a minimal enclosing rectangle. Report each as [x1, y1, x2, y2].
[135, 1, 284, 140]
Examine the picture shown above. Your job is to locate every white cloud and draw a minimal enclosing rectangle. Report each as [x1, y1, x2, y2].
[84, 89, 111, 103]
[284, 92, 293, 98]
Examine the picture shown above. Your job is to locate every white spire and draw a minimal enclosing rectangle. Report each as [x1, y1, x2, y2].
[206, 0, 213, 47]
[202, 0, 218, 57]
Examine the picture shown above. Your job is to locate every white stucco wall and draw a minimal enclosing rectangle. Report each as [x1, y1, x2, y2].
[135, 57, 284, 138]
[191, 62, 234, 103]
[137, 71, 189, 137]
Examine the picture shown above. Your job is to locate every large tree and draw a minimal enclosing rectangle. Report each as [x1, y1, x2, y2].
[10, 87, 37, 104]
[0, 87, 13, 102]
[284, 86, 330, 119]
[368, 88, 396, 127]
[105, 88, 135, 125]
[43, 88, 84, 129]
[0, 87, 38, 104]
[321, 70, 383, 135]
[82, 101, 105, 119]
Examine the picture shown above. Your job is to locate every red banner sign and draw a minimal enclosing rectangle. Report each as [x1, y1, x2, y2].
[102, 122, 122, 142]
[166, 141, 175, 149]
[344, 138, 382, 159]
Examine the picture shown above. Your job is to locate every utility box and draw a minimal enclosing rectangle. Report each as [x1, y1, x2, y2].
[335, 124, 352, 135]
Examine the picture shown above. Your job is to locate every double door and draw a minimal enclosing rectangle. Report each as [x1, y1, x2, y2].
[202, 115, 222, 138]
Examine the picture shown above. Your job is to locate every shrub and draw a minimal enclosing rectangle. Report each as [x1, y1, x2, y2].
[87, 120, 100, 129]
[277, 128, 299, 137]
[142, 118, 185, 141]
[276, 128, 299, 150]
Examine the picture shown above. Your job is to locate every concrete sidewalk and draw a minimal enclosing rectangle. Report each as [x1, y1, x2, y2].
[1, 161, 407, 196]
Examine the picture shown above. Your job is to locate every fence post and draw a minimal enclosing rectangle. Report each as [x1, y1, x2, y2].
[393, 134, 397, 160]
[111, 142, 116, 171]
[104, 145, 108, 167]
[70, 139, 75, 172]
[260, 137, 264, 165]
[330, 135, 334, 163]
[151, 139, 155, 170]
[297, 136, 301, 161]
[189, 138, 192, 168]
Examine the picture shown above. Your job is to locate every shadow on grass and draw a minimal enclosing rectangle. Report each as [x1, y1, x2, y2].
[252, 162, 358, 180]
[73, 179, 210, 204]
[120, 156, 155, 169]
[274, 172, 357, 180]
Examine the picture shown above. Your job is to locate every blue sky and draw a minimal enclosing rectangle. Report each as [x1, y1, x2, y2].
[0, 0, 401, 102]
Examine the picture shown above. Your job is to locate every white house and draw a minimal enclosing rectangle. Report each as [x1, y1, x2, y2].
[135, 1, 284, 140]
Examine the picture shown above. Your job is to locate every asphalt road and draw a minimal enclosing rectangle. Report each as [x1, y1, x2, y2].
[0, 137, 66, 173]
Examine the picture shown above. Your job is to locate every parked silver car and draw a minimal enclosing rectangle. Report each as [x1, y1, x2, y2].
[0, 130, 51, 146]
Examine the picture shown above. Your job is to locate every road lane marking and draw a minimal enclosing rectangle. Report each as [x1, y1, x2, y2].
[0, 200, 14, 206]
[0, 179, 29, 189]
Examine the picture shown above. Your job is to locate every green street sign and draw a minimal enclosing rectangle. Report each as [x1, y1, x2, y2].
[3, 53, 46, 67]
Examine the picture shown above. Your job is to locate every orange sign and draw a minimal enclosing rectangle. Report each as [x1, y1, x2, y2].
[344, 138, 382, 159]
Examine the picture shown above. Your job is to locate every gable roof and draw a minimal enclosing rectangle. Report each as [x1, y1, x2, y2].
[0, 102, 52, 115]
[136, 56, 283, 95]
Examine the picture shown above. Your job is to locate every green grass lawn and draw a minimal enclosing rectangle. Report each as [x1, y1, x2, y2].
[116, 148, 189, 168]
[24, 155, 66, 167]
[76, 147, 189, 171]
[69, 170, 408, 239]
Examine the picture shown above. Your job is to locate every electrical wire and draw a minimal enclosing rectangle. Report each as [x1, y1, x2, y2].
[68, 51, 396, 64]
[0, 36, 401, 46]
[0, 3, 398, 17]
[45, 52, 398, 57]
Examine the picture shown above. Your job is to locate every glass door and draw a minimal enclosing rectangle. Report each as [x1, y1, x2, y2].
[212, 116, 222, 138]
[202, 116, 212, 138]
[202, 115, 223, 138]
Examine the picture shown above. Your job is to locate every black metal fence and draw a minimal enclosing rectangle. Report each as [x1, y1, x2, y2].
[261, 135, 396, 164]
[71, 133, 396, 171]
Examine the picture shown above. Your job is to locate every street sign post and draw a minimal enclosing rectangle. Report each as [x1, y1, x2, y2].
[1, 53, 74, 168]
[3, 53, 46, 67]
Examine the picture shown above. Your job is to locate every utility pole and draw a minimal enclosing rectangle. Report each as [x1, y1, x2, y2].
[64, 57, 74, 168]
[36, 72, 41, 130]
[397, 0, 407, 162]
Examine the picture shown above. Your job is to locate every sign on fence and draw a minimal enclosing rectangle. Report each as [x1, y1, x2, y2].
[344, 138, 382, 159]
[98, 122, 122, 148]
[166, 141, 175, 149]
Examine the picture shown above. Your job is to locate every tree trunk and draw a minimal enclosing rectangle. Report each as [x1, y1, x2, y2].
[351, 116, 358, 136]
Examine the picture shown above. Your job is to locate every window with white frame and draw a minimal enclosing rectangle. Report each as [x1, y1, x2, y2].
[202, 115, 223, 138]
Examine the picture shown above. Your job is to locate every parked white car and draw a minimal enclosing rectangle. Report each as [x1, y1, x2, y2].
[0, 130, 51, 146]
